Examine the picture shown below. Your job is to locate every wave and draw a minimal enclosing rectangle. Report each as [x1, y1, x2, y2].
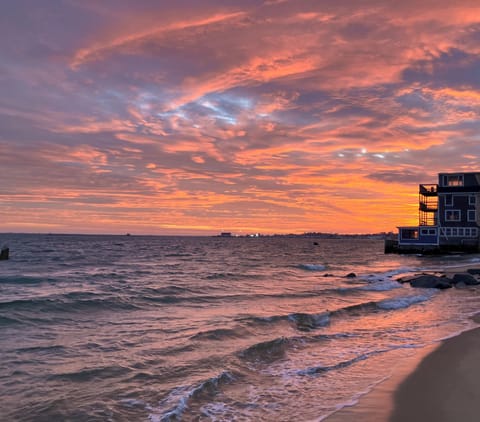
[0, 295, 140, 313]
[297, 343, 425, 378]
[48, 365, 131, 382]
[377, 293, 433, 310]
[288, 312, 330, 331]
[0, 315, 21, 325]
[240, 292, 435, 332]
[359, 280, 403, 291]
[239, 337, 288, 362]
[0, 275, 55, 284]
[298, 264, 326, 271]
[297, 351, 379, 376]
[156, 371, 236, 422]
[191, 326, 251, 341]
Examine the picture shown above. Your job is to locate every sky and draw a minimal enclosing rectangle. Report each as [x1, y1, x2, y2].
[2, 0, 480, 235]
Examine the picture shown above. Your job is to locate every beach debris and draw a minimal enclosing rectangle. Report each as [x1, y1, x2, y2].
[0, 246, 9, 260]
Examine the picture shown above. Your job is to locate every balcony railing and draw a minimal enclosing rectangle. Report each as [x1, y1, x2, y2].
[419, 184, 438, 196]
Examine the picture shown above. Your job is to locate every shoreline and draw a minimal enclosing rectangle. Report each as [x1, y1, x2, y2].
[325, 320, 480, 422]
[325, 266, 480, 422]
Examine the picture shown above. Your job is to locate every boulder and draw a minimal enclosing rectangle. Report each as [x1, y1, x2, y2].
[409, 275, 452, 289]
[467, 268, 480, 275]
[452, 273, 480, 285]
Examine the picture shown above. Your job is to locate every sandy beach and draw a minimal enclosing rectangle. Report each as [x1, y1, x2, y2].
[390, 322, 480, 422]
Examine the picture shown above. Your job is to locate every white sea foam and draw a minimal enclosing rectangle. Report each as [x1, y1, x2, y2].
[298, 264, 326, 271]
[359, 280, 403, 291]
[377, 293, 434, 310]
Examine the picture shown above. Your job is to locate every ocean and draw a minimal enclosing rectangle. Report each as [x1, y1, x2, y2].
[1, 233, 480, 421]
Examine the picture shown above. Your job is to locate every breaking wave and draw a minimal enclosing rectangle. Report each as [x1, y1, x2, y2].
[154, 371, 237, 422]
[298, 264, 326, 271]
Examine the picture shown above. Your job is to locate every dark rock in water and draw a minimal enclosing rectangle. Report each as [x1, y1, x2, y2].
[452, 273, 480, 285]
[454, 281, 468, 289]
[313, 242, 319, 246]
[323, 273, 334, 277]
[467, 268, 480, 275]
[345, 272, 356, 278]
[0, 247, 9, 260]
[409, 275, 452, 289]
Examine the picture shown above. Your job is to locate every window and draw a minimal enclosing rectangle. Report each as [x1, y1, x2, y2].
[444, 195, 453, 206]
[472, 228, 478, 237]
[402, 229, 418, 239]
[458, 228, 464, 236]
[445, 174, 464, 187]
[470, 195, 476, 205]
[468, 210, 476, 222]
[446, 210, 461, 221]
[452, 228, 458, 236]
[420, 228, 436, 235]
[465, 228, 471, 236]
[445, 228, 452, 236]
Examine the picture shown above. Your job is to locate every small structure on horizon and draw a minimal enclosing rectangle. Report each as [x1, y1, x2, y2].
[0, 246, 9, 260]
[386, 172, 480, 253]
[220, 232, 233, 237]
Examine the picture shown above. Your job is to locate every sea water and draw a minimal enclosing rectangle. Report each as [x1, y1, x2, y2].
[1, 234, 480, 421]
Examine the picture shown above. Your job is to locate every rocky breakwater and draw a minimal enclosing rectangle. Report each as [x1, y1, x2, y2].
[397, 269, 480, 289]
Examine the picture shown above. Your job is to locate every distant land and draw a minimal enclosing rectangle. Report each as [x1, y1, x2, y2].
[217, 232, 393, 239]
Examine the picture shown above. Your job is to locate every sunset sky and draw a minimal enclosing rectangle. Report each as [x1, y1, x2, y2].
[2, 1, 480, 235]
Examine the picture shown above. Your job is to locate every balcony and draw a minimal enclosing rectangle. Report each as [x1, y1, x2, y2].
[419, 202, 438, 212]
[419, 184, 438, 196]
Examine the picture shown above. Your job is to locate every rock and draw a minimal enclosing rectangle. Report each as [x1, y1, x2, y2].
[345, 272, 356, 278]
[409, 275, 452, 289]
[454, 281, 468, 289]
[467, 268, 480, 275]
[323, 273, 334, 277]
[452, 273, 480, 285]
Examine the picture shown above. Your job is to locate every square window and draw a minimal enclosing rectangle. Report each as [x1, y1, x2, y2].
[402, 229, 418, 239]
[452, 228, 458, 236]
[458, 228, 464, 236]
[465, 228, 471, 236]
[446, 210, 461, 221]
[470, 196, 476, 205]
[446, 228, 452, 236]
